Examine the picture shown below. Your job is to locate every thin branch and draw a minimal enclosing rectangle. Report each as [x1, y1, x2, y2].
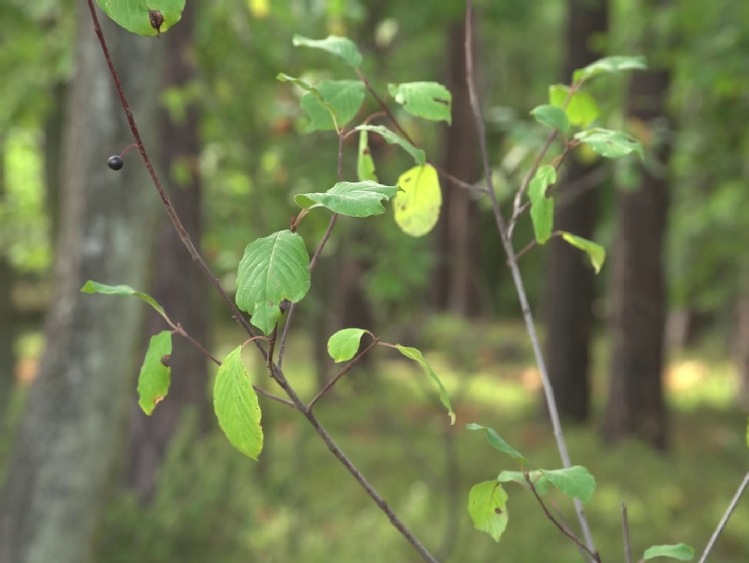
[508, 130, 559, 239]
[278, 131, 344, 367]
[164, 317, 293, 408]
[698, 471, 749, 563]
[266, 362, 438, 563]
[464, 1, 597, 557]
[86, 0, 259, 343]
[89, 6, 438, 560]
[307, 338, 379, 412]
[622, 502, 632, 563]
[525, 473, 600, 562]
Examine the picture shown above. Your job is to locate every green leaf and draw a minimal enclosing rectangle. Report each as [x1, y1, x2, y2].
[573, 55, 648, 84]
[292, 35, 362, 68]
[497, 470, 550, 494]
[300, 80, 366, 131]
[394, 164, 442, 237]
[355, 125, 426, 166]
[295, 181, 398, 217]
[574, 128, 643, 159]
[357, 129, 378, 182]
[560, 231, 606, 273]
[528, 165, 556, 244]
[388, 82, 452, 124]
[80, 280, 166, 318]
[549, 85, 600, 127]
[643, 543, 695, 561]
[395, 345, 455, 424]
[328, 328, 367, 362]
[213, 346, 263, 460]
[95, 0, 185, 36]
[530, 104, 569, 134]
[466, 423, 527, 463]
[137, 331, 172, 415]
[468, 481, 509, 542]
[235, 230, 311, 335]
[539, 466, 596, 503]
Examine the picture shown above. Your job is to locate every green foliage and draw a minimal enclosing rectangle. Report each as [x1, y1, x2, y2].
[468, 480, 509, 542]
[299, 80, 365, 132]
[137, 331, 173, 415]
[235, 230, 310, 335]
[573, 55, 648, 84]
[497, 465, 596, 502]
[327, 328, 368, 362]
[356, 129, 377, 181]
[393, 164, 441, 237]
[394, 344, 455, 424]
[295, 181, 398, 217]
[277, 74, 365, 132]
[466, 423, 527, 463]
[528, 164, 556, 244]
[574, 128, 643, 159]
[95, 0, 185, 36]
[292, 35, 362, 68]
[388, 82, 452, 124]
[355, 125, 426, 165]
[549, 85, 600, 127]
[643, 543, 695, 561]
[80, 280, 166, 318]
[530, 104, 569, 134]
[559, 232, 606, 274]
[213, 346, 263, 460]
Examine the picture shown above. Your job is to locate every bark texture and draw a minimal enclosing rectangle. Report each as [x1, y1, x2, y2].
[604, 67, 671, 449]
[433, 20, 480, 316]
[0, 6, 160, 562]
[543, 0, 608, 422]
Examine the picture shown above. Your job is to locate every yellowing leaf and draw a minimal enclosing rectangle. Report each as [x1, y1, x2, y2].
[248, 0, 269, 17]
[394, 164, 442, 237]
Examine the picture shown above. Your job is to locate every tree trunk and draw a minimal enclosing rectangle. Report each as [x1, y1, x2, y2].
[735, 296, 749, 412]
[433, 21, 480, 316]
[0, 134, 16, 432]
[543, 0, 608, 422]
[603, 67, 670, 449]
[0, 5, 161, 562]
[124, 2, 210, 503]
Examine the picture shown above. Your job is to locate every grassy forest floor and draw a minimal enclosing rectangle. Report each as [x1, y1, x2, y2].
[3, 317, 749, 562]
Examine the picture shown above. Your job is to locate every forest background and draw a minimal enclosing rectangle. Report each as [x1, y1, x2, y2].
[1, 0, 749, 561]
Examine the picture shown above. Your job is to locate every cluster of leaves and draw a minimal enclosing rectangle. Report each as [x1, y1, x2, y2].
[466, 423, 695, 562]
[525, 56, 647, 269]
[81, 31, 458, 462]
[85, 4, 723, 561]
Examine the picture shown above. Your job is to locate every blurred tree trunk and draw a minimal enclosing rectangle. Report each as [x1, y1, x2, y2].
[603, 66, 671, 449]
[543, 0, 608, 422]
[44, 83, 67, 242]
[736, 296, 749, 412]
[124, 2, 210, 503]
[0, 5, 160, 562]
[0, 134, 15, 431]
[433, 20, 480, 316]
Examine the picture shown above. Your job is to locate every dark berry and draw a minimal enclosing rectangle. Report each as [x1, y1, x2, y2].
[108, 155, 124, 171]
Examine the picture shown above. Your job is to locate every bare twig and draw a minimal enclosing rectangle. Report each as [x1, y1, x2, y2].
[278, 131, 344, 367]
[307, 338, 379, 412]
[698, 471, 749, 563]
[86, 0, 258, 343]
[524, 472, 600, 562]
[622, 502, 632, 563]
[464, 2, 596, 558]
